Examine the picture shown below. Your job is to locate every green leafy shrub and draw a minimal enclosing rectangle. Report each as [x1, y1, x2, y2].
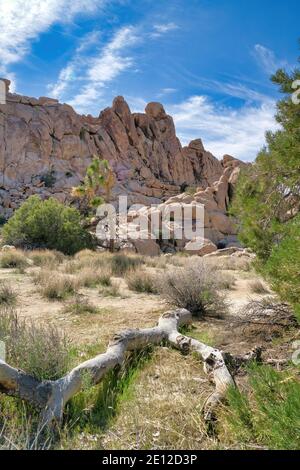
[2, 196, 94, 255]
[263, 215, 300, 309]
[230, 50, 300, 315]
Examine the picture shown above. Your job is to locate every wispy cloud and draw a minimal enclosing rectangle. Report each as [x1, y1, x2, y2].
[49, 19, 180, 112]
[167, 95, 279, 161]
[253, 44, 287, 75]
[48, 26, 139, 111]
[150, 22, 179, 38]
[0, 0, 106, 82]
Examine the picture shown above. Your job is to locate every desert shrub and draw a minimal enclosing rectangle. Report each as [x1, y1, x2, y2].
[222, 365, 300, 450]
[126, 268, 158, 294]
[157, 259, 227, 317]
[34, 270, 79, 300]
[249, 279, 269, 294]
[110, 254, 144, 277]
[0, 307, 71, 381]
[2, 196, 94, 255]
[0, 250, 29, 269]
[28, 249, 65, 267]
[0, 282, 17, 306]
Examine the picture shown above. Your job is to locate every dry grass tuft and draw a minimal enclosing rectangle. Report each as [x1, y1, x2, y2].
[28, 249, 65, 267]
[34, 270, 79, 300]
[0, 250, 29, 269]
[126, 268, 158, 294]
[0, 282, 17, 306]
[249, 279, 270, 294]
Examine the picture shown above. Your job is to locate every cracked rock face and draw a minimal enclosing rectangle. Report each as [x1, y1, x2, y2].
[0, 80, 246, 249]
[0, 82, 225, 208]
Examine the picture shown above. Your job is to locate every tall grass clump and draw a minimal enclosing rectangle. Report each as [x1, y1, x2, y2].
[222, 364, 300, 450]
[157, 258, 227, 317]
[125, 268, 158, 294]
[34, 270, 79, 300]
[0, 307, 72, 381]
[110, 254, 144, 277]
[28, 249, 65, 268]
[0, 250, 29, 269]
[0, 282, 17, 306]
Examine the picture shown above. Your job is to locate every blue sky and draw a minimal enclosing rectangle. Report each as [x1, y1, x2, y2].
[0, 0, 299, 161]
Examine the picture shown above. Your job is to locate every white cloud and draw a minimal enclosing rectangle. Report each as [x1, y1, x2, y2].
[48, 26, 139, 111]
[150, 22, 179, 38]
[253, 44, 287, 75]
[0, 0, 106, 77]
[166, 95, 279, 161]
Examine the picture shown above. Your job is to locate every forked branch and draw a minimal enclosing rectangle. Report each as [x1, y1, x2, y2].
[0, 309, 237, 427]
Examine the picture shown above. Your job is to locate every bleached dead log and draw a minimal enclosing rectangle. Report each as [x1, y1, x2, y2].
[0, 309, 235, 427]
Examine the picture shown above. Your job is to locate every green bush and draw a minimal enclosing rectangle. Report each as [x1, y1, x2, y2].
[230, 50, 300, 315]
[263, 215, 300, 310]
[2, 196, 94, 255]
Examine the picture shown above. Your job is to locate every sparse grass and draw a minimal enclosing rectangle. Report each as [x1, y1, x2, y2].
[249, 279, 270, 294]
[28, 249, 65, 268]
[219, 273, 236, 290]
[99, 348, 211, 450]
[78, 266, 112, 288]
[144, 256, 167, 269]
[220, 364, 300, 450]
[184, 328, 216, 347]
[208, 256, 251, 272]
[157, 258, 228, 317]
[0, 307, 72, 381]
[0, 282, 17, 306]
[64, 347, 154, 439]
[126, 268, 158, 294]
[63, 296, 99, 315]
[100, 282, 121, 298]
[110, 254, 144, 277]
[34, 270, 79, 300]
[79, 268, 104, 288]
[0, 250, 29, 269]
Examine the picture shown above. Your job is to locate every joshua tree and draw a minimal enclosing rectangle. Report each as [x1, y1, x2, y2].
[72, 157, 115, 214]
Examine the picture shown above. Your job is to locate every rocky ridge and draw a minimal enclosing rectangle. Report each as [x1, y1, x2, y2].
[0, 79, 246, 251]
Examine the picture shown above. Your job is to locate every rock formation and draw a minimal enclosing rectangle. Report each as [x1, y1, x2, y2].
[0, 79, 246, 250]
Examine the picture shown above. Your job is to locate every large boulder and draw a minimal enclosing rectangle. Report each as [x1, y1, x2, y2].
[184, 238, 217, 256]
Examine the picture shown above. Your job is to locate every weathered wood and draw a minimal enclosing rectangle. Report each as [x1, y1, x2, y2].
[0, 309, 236, 427]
